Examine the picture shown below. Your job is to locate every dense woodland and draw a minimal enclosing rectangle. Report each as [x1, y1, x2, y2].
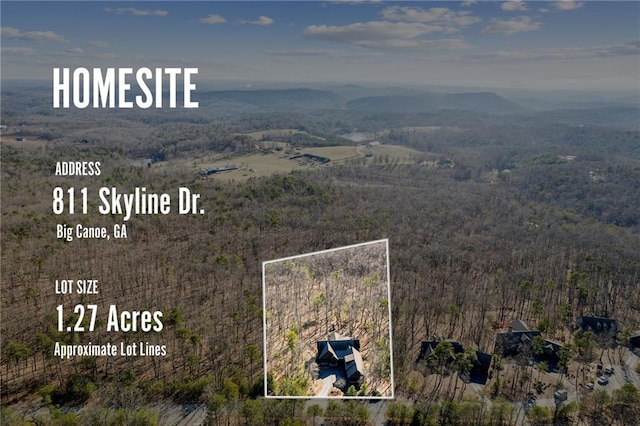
[264, 241, 392, 397]
[1, 85, 639, 425]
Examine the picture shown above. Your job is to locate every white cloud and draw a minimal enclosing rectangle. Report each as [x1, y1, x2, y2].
[104, 7, 168, 17]
[200, 14, 227, 25]
[552, 1, 585, 11]
[461, 1, 477, 7]
[255, 16, 274, 26]
[304, 7, 481, 50]
[266, 49, 382, 58]
[360, 38, 470, 50]
[240, 16, 274, 26]
[501, 1, 528, 12]
[44, 47, 87, 57]
[482, 16, 542, 35]
[463, 41, 640, 62]
[1, 47, 36, 56]
[304, 22, 471, 50]
[306, 21, 441, 42]
[381, 6, 481, 27]
[1, 26, 68, 43]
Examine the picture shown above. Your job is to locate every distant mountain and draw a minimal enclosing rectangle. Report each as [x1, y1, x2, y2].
[321, 84, 433, 100]
[345, 92, 525, 114]
[523, 105, 640, 129]
[444, 92, 525, 114]
[197, 88, 340, 110]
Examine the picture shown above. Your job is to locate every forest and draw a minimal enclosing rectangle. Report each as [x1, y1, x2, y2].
[264, 241, 392, 398]
[1, 84, 639, 425]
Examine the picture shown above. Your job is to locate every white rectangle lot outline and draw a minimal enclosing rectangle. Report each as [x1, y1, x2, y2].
[262, 238, 395, 399]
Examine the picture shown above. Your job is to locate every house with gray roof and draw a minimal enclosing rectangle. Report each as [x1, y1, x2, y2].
[316, 332, 364, 385]
[577, 316, 617, 336]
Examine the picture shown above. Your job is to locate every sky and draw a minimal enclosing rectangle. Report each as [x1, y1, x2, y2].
[1, 1, 639, 91]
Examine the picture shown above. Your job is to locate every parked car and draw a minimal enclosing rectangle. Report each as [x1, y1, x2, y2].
[604, 366, 614, 375]
[585, 382, 594, 390]
[597, 376, 609, 386]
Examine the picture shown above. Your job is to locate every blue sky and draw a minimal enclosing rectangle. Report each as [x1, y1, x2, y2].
[1, 1, 638, 91]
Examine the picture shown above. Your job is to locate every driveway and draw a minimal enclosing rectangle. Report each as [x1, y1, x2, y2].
[317, 374, 337, 397]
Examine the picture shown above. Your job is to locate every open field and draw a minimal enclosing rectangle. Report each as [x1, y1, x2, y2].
[398, 126, 443, 132]
[165, 144, 429, 181]
[198, 152, 306, 179]
[304, 146, 361, 162]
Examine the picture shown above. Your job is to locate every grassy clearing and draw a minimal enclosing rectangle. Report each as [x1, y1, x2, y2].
[206, 152, 305, 180]
[304, 146, 361, 161]
[399, 126, 443, 132]
[160, 144, 428, 182]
